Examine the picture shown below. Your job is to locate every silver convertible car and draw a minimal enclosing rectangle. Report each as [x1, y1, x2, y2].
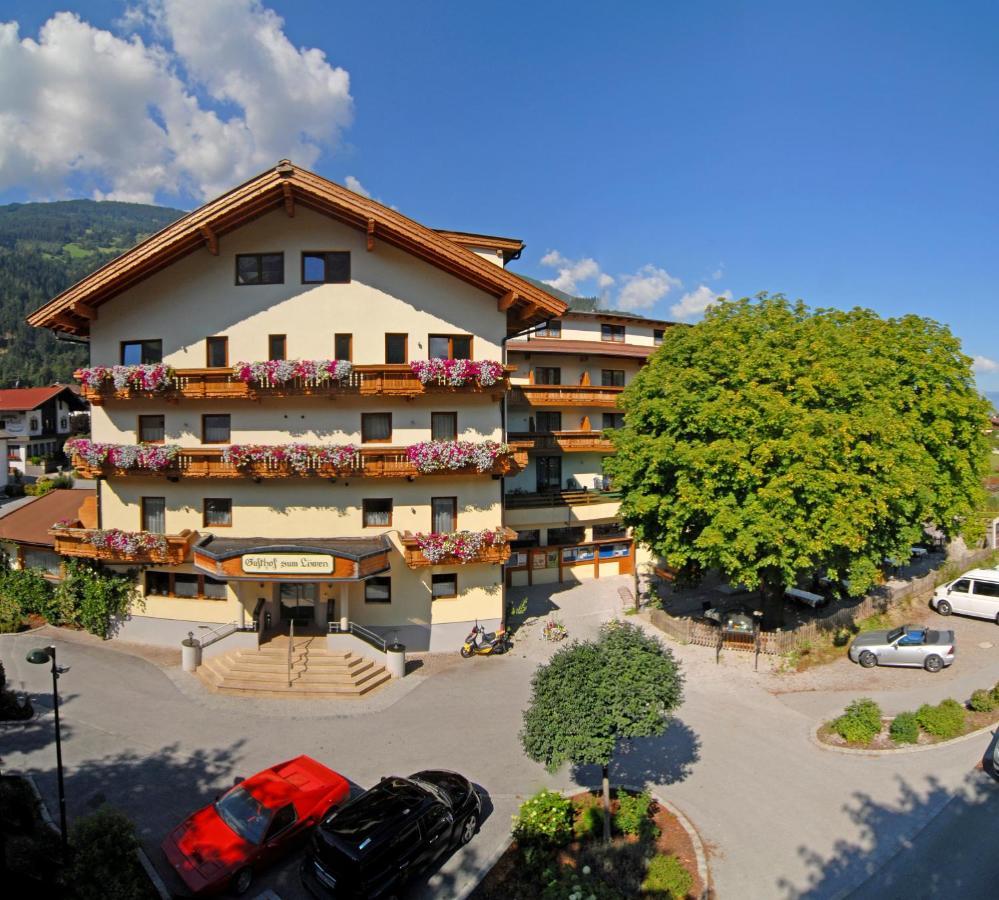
[848, 625, 956, 673]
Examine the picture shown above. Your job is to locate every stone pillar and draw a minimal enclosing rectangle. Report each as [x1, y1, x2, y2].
[339, 583, 349, 630]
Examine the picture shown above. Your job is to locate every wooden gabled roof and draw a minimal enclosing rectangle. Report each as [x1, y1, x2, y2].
[27, 160, 567, 336]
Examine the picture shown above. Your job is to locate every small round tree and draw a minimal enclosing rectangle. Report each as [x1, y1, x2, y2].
[521, 621, 684, 841]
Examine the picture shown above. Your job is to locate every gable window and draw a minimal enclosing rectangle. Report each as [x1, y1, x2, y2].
[121, 340, 162, 365]
[141, 497, 166, 534]
[138, 415, 165, 443]
[334, 333, 352, 361]
[362, 498, 393, 527]
[601, 369, 625, 387]
[431, 496, 457, 533]
[535, 367, 561, 385]
[428, 335, 472, 360]
[268, 334, 287, 360]
[203, 498, 232, 527]
[365, 576, 391, 603]
[385, 334, 408, 364]
[601, 323, 625, 342]
[431, 412, 457, 441]
[236, 253, 283, 285]
[654, 328, 665, 346]
[302, 251, 351, 284]
[536, 320, 561, 338]
[432, 573, 458, 599]
[203, 414, 231, 444]
[206, 336, 228, 368]
[361, 413, 392, 443]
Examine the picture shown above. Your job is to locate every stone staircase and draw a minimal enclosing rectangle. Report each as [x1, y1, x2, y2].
[198, 635, 391, 698]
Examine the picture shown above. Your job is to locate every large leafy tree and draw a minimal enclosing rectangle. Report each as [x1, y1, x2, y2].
[521, 621, 684, 840]
[606, 294, 992, 625]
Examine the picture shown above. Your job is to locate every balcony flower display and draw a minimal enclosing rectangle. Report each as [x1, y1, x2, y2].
[232, 359, 353, 386]
[74, 364, 174, 392]
[81, 528, 169, 556]
[405, 440, 510, 473]
[413, 528, 506, 563]
[222, 443, 360, 472]
[409, 359, 505, 388]
[65, 439, 180, 471]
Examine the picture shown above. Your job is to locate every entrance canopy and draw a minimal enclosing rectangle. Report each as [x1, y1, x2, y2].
[193, 535, 391, 582]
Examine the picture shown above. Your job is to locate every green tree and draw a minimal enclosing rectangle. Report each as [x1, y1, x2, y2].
[521, 621, 684, 841]
[56, 560, 141, 639]
[606, 295, 991, 626]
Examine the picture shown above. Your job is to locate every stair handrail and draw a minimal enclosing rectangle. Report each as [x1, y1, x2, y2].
[287, 619, 294, 688]
[197, 621, 240, 649]
[328, 620, 387, 653]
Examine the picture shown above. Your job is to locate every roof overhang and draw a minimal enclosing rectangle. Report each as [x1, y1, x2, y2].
[27, 161, 566, 337]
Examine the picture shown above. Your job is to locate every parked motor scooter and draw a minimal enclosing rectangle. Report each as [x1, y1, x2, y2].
[460, 622, 511, 658]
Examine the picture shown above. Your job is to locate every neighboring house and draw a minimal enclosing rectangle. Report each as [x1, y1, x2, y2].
[27, 160, 567, 650]
[0, 385, 89, 473]
[504, 310, 673, 585]
[0, 488, 96, 578]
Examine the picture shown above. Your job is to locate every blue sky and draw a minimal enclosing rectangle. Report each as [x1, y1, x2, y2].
[1, 1, 998, 391]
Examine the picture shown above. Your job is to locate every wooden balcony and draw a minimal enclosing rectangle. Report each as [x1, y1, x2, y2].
[399, 527, 517, 568]
[51, 526, 197, 564]
[504, 489, 621, 509]
[71, 446, 528, 480]
[80, 364, 516, 405]
[509, 385, 624, 407]
[507, 430, 615, 453]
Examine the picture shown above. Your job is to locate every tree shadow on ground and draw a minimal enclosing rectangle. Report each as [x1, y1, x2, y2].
[777, 764, 999, 899]
[0, 692, 79, 764]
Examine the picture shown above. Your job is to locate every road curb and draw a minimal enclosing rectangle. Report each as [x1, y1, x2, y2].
[809, 718, 997, 755]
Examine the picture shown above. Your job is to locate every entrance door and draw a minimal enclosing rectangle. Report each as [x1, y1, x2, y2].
[536, 455, 562, 492]
[279, 583, 318, 625]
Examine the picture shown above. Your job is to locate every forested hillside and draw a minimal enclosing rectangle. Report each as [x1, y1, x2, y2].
[0, 200, 184, 386]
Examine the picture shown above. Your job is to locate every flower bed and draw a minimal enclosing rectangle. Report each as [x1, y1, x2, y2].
[65, 439, 180, 471]
[222, 443, 360, 472]
[405, 439, 510, 473]
[409, 358, 504, 387]
[74, 364, 174, 392]
[232, 358, 353, 386]
[412, 529, 506, 563]
[543, 619, 569, 642]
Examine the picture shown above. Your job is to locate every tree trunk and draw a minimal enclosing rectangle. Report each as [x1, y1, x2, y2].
[759, 573, 785, 631]
[601, 763, 611, 843]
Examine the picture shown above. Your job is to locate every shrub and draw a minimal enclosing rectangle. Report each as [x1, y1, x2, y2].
[512, 789, 572, 847]
[50, 473, 75, 489]
[23, 481, 55, 496]
[572, 792, 602, 841]
[614, 789, 658, 840]
[57, 560, 141, 639]
[991, 681, 999, 705]
[642, 853, 694, 899]
[0, 566, 57, 621]
[67, 806, 153, 900]
[889, 712, 919, 744]
[916, 699, 966, 739]
[832, 698, 883, 744]
[969, 689, 997, 713]
[0, 594, 24, 634]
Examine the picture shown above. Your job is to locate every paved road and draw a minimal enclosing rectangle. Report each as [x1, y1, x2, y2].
[2, 577, 998, 899]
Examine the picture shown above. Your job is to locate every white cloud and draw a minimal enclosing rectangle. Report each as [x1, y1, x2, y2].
[669, 285, 733, 322]
[344, 175, 371, 198]
[616, 264, 681, 311]
[973, 355, 999, 374]
[0, 2, 352, 202]
[539, 250, 606, 295]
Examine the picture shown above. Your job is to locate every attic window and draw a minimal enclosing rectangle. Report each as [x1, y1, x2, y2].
[236, 253, 284, 285]
[121, 339, 162, 365]
[302, 251, 350, 284]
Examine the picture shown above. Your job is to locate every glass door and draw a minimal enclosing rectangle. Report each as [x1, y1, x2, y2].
[278, 583, 318, 625]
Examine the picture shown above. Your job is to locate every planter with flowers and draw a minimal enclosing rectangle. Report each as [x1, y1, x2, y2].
[221, 443, 361, 476]
[405, 440, 524, 475]
[50, 523, 196, 564]
[66, 439, 181, 477]
[400, 528, 516, 567]
[408, 359, 508, 390]
[232, 358, 354, 390]
[75, 364, 175, 403]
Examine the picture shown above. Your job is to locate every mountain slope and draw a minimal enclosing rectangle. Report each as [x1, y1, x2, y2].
[0, 199, 185, 386]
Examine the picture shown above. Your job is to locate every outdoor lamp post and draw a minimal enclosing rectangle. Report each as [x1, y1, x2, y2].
[25, 644, 68, 855]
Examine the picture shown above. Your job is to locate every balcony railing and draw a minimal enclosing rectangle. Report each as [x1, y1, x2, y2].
[71, 445, 528, 480]
[504, 489, 621, 509]
[50, 526, 197, 564]
[79, 364, 516, 404]
[507, 430, 615, 452]
[510, 385, 624, 407]
[399, 527, 517, 568]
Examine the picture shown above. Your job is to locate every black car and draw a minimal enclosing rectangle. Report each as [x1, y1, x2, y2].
[301, 770, 481, 898]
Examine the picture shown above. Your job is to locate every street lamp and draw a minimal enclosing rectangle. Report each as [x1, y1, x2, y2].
[26, 644, 68, 855]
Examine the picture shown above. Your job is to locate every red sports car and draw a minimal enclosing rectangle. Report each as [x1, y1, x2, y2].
[162, 755, 350, 896]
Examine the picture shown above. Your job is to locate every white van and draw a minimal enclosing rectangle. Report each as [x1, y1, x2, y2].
[931, 569, 999, 623]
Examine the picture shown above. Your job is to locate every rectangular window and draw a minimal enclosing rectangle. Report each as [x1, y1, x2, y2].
[145, 571, 170, 596]
[206, 336, 228, 368]
[601, 323, 625, 342]
[236, 252, 283, 285]
[362, 498, 393, 527]
[302, 251, 351, 284]
[601, 369, 625, 387]
[203, 498, 232, 527]
[202, 414, 231, 444]
[364, 576, 391, 603]
[602, 413, 625, 429]
[536, 456, 562, 492]
[334, 333, 352, 361]
[536, 320, 562, 338]
[431, 412, 458, 441]
[120, 339, 162, 365]
[594, 522, 628, 539]
[548, 526, 586, 546]
[138, 415, 165, 443]
[654, 328, 665, 346]
[431, 496, 457, 532]
[141, 497, 166, 534]
[432, 573, 458, 599]
[535, 367, 561, 385]
[361, 412, 392, 443]
[428, 334, 472, 360]
[536, 412, 562, 433]
[385, 333, 408, 364]
[146, 571, 228, 599]
[203, 576, 228, 600]
[173, 573, 199, 598]
[268, 334, 287, 360]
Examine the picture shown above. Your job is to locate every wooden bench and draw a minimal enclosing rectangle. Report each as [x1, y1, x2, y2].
[785, 587, 825, 608]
